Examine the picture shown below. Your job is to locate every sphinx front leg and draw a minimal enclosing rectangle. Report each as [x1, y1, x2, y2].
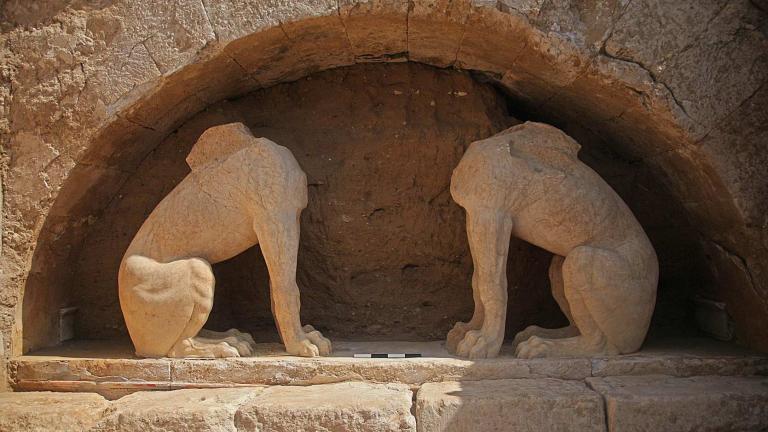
[254, 211, 332, 357]
[446, 271, 484, 353]
[452, 208, 514, 359]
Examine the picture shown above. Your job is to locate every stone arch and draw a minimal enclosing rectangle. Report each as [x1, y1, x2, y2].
[7, 0, 767, 354]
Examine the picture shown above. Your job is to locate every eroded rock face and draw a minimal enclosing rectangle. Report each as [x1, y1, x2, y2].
[0, 391, 110, 431]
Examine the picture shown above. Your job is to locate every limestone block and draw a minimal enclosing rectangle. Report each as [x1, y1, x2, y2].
[605, 0, 768, 126]
[0, 391, 109, 432]
[590, 353, 768, 378]
[587, 375, 768, 432]
[408, 0, 470, 67]
[96, 387, 263, 431]
[455, 4, 530, 74]
[416, 378, 605, 432]
[0, 331, 6, 392]
[169, 351, 593, 387]
[234, 382, 417, 431]
[339, 0, 408, 62]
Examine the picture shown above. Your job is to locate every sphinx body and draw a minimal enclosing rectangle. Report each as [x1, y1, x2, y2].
[118, 123, 331, 358]
[446, 122, 658, 359]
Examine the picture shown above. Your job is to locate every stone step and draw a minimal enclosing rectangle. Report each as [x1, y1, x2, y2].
[416, 378, 606, 432]
[10, 339, 768, 398]
[417, 376, 768, 432]
[1, 376, 767, 431]
[587, 375, 768, 432]
[0, 382, 416, 432]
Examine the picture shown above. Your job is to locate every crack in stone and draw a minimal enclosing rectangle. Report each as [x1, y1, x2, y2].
[199, 0, 218, 41]
[696, 79, 767, 143]
[708, 238, 767, 312]
[222, 52, 261, 89]
[599, 48, 693, 121]
[599, 0, 762, 133]
[584, 378, 610, 431]
[599, 0, 635, 49]
[115, 113, 156, 132]
[335, 0, 355, 57]
[277, 21, 293, 42]
[141, 40, 164, 75]
[671, 0, 732, 67]
[452, 13, 470, 68]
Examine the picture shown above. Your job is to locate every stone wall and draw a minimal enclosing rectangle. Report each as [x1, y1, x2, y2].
[1, 0, 766, 364]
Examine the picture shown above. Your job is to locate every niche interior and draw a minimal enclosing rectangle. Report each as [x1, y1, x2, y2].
[31, 62, 710, 351]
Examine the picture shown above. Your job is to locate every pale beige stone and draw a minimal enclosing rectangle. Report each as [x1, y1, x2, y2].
[15, 339, 768, 394]
[0, 359, 6, 392]
[118, 123, 331, 358]
[591, 353, 768, 378]
[0, 391, 109, 432]
[416, 379, 605, 432]
[234, 382, 416, 431]
[96, 387, 263, 431]
[9, 340, 594, 392]
[4, 0, 768, 360]
[587, 375, 768, 432]
[0, 331, 7, 392]
[447, 122, 658, 358]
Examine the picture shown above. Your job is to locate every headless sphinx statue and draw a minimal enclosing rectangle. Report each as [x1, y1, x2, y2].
[447, 122, 658, 359]
[118, 123, 331, 358]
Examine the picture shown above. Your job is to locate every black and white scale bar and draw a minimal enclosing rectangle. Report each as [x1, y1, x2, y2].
[353, 353, 422, 358]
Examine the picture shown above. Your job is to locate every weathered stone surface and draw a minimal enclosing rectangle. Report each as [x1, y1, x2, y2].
[591, 353, 768, 377]
[2, 0, 768, 361]
[11, 340, 596, 393]
[0, 383, 414, 431]
[340, 0, 408, 61]
[96, 387, 263, 431]
[170, 356, 593, 387]
[416, 378, 605, 431]
[0, 359, 6, 392]
[605, 0, 768, 126]
[587, 375, 768, 432]
[235, 382, 416, 431]
[14, 339, 767, 394]
[0, 391, 109, 431]
[448, 122, 658, 359]
[0, 331, 7, 392]
[12, 356, 171, 382]
[408, 0, 470, 67]
[118, 123, 331, 359]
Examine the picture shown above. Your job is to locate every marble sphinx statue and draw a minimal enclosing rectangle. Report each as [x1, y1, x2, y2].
[446, 122, 658, 359]
[118, 123, 331, 358]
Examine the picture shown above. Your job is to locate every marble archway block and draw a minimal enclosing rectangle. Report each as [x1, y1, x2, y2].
[118, 123, 331, 358]
[447, 122, 658, 359]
